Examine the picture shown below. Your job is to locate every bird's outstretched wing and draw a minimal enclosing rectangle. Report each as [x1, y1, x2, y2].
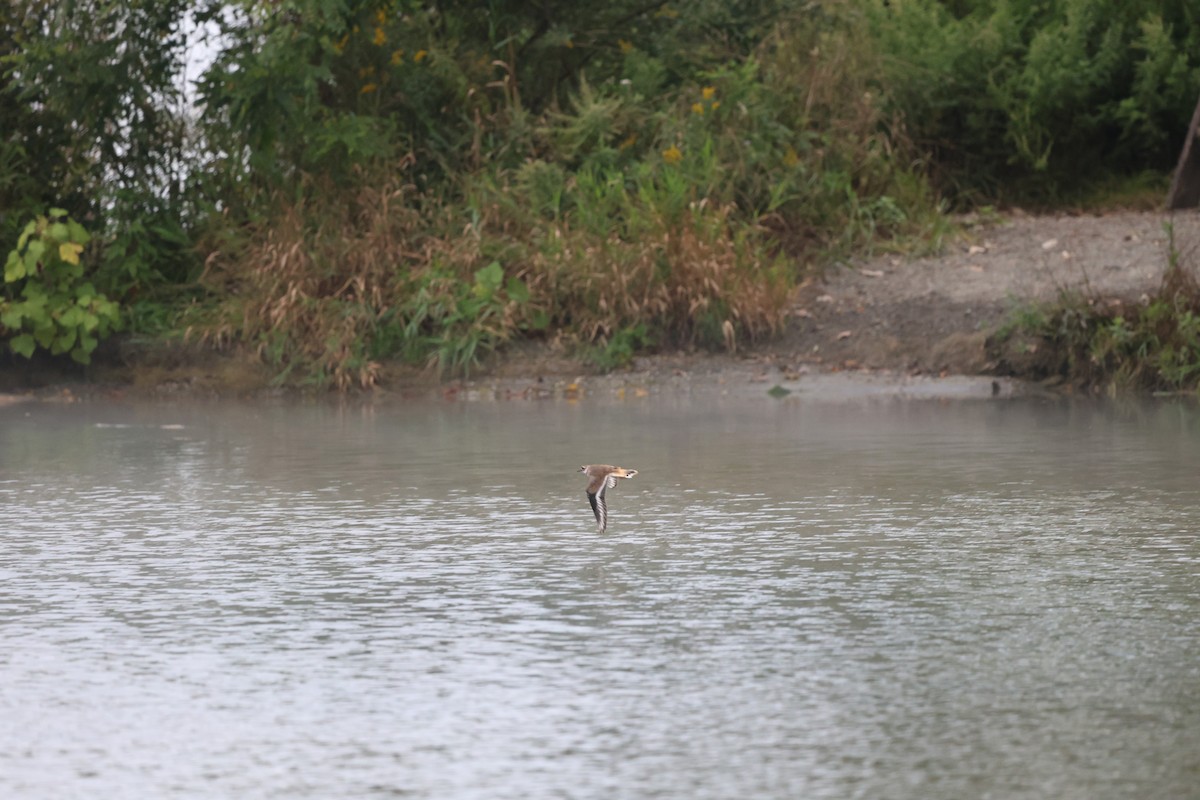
[583, 469, 629, 533]
[587, 485, 609, 532]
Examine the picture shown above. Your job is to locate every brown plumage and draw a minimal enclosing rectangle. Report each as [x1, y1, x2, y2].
[578, 464, 638, 532]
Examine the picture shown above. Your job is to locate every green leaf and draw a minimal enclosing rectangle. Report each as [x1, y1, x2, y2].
[52, 328, 76, 355]
[16, 220, 36, 251]
[1, 303, 24, 329]
[474, 261, 504, 291]
[33, 324, 55, 348]
[21, 285, 47, 308]
[49, 223, 70, 242]
[67, 220, 90, 245]
[59, 306, 84, 327]
[10, 333, 35, 358]
[49, 207, 68, 218]
[24, 240, 45, 273]
[505, 277, 530, 304]
[95, 298, 120, 325]
[5, 251, 25, 283]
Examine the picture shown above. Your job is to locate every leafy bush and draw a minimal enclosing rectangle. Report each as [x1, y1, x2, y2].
[1, 210, 120, 363]
[867, 0, 1200, 203]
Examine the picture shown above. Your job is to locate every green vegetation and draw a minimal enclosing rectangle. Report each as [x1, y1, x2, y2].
[2, 1, 1199, 388]
[996, 224, 1200, 393]
[2, 211, 120, 364]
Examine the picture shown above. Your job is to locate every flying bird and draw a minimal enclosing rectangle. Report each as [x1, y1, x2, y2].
[579, 464, 638, 532]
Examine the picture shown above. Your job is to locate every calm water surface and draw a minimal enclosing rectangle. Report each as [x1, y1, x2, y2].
[1, 393, 1198, 799]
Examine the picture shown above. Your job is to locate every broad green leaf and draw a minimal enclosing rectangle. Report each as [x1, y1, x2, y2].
[10, 333, 35, 358]
[95, 298, 120, 325]
[75, 281, 96, 302]
[505, 277, 530, 303]
[67, 220, 90, 244]
[49, 223, 69, 241]
[22, 285, 46, 307]
[33, 324, 55, 348]
[16, 220, 36, 251]
[1, 303, 23, 329]
[52, 329, 76, 355]
[60, 306, 84, 327]
[474, 261, 504, 291]
[24, 240, 45, 272]
[5, 251, 25, 283]
[49, 207, 68, 218]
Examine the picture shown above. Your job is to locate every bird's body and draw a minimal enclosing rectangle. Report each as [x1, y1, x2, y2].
[579, 464, 638, 532]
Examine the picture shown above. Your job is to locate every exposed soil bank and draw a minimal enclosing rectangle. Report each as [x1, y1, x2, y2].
[781, 208, 1200, 378]
[2, 209, 1196, 403]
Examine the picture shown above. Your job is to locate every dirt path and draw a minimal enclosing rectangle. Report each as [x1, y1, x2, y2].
[776, 209, 1200, 376]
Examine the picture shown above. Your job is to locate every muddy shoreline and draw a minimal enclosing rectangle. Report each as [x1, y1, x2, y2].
[2, 210, 1195, 403]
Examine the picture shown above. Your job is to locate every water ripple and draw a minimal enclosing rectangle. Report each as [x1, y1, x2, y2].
[1, 399, 1199, 798]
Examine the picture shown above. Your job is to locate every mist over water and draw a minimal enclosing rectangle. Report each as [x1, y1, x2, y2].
[2, 395, 1198, 799]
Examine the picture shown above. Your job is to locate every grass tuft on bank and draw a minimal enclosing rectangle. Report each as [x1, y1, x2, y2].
[993, 223, 1200, 394]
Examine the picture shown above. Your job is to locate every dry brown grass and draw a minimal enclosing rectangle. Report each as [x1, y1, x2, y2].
[195, 170, 430, 389]
[192, 172, 793, 387]
[535, 202, 793, 349]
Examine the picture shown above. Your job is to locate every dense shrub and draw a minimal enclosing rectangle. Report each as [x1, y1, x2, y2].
[867, 0, 1200, 203]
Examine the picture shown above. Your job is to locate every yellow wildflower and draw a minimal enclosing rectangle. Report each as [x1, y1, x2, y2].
[618, 39, 633, 54]
[691, 102, 704, 115]
[376, 8, 386, 25]
[702, 86, 716, 100]
[618, 133, 638, 150]
[390, 49, 404, 65]
[373, 26, 386, 46]
[783, 146, 800, 168]
[414, 49, 428, 63]
[361, 83, 378, 94]
[662, 145, 683, 164]
[357, 66, 376, 78]
[333, 34, 349, 53]
[710, 100, 720, 112]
